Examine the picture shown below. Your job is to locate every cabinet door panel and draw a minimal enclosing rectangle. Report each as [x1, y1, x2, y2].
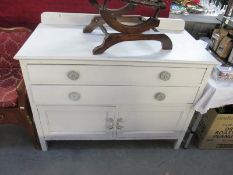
[116, 105, 190, 138]
[38, 106, 115, 139]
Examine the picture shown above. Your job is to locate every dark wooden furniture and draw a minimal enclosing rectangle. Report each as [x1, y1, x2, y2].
[84, 0, 172, 55]
[0, 27, 39, 148]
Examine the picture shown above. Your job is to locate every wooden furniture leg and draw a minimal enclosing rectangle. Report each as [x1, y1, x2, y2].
[17, 79, 40, 148]
[93, 33, 173, 54]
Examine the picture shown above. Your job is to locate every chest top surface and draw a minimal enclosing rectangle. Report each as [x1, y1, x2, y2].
[15, 23, 218, 65]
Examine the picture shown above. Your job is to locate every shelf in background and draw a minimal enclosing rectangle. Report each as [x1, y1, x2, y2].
[170, 13, 221, 24]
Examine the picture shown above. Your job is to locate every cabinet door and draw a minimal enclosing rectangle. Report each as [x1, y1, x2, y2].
[38, 106, 115, 140]
[116, 105, 190, 138]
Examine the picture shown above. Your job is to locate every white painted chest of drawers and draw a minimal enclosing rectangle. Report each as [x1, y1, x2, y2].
[15, 13, 218, 151]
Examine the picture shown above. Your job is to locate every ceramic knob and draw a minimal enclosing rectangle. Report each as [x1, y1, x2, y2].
[154, 92, 166, 101]
[67, 70, 79, 80]
[159, 71, 171, 81]
[68, 92, 81, 101]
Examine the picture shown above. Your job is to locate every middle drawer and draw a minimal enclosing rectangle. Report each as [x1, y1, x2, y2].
[28, 65, 205, 86]
[31, 85, 198, 105]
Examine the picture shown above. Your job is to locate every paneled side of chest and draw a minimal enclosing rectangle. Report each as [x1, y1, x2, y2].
[20, 60, 213, 151]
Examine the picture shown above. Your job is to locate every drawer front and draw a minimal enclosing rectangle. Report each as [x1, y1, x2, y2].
[28, 65, 205, 86]
[116, 105, 190, 138]
[31, 85, 198, 105]
[38, 106, 115, 139]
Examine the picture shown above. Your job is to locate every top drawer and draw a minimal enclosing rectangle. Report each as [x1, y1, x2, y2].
[27, 65, 205, 86]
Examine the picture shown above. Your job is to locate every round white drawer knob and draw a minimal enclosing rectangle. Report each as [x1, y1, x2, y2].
[68, 92, 81, 101]
[159, 71, 171, 81]
[154, 92, 166, 101]
[67, 70, 79, 80]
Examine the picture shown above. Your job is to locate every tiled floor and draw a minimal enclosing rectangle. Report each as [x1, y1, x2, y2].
[1, 125, 233, 175]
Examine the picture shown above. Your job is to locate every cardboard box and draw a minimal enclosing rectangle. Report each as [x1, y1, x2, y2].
[211, 28, 230, 51]
[216, 36, 233, 60]
[197, 109, 233, 149]
[228, 48, 233, 64]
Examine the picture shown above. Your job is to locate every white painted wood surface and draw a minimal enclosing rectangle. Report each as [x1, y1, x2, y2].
[28, 64, 205, 86]
[15, 24, 218, 65]
[116, 105, 188, 138]
[38, 105, 191, 140]
[41, 12, 185, 31]
[31, 85, 198, 105]
[15, 13, 218, 151]
[39, 106, 115, 138]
